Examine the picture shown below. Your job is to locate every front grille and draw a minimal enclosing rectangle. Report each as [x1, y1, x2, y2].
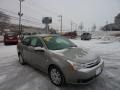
[86, 59, 100, 68]
[77, 76, 96, 83]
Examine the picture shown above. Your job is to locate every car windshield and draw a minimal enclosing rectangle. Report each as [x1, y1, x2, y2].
[6, 32, 16, 36]
[42, 36, 76, 50]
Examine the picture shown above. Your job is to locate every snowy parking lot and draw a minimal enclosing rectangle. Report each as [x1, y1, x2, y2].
[0, 38, 120, 90]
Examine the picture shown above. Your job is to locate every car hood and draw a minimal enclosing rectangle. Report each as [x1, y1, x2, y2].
[50, 47, 98, 64]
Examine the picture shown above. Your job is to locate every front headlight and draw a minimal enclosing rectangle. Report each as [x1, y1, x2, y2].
[67, 60, 87, 70]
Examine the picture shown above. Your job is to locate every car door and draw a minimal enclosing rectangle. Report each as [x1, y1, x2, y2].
[28, 37, 48, 71]
[22, 37, 32, 63]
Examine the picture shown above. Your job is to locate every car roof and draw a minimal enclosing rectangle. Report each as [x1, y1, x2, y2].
[24, 34, 60, 38]
[5, 32, 15, 34]
[31, 34, 58, 37]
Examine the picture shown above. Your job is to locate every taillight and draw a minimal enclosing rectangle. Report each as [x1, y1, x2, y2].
[18, 39, 21, 43]
[13, 36, 18, 39]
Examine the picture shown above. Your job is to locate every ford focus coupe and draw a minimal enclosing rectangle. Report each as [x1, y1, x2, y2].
[17, 34, 104, 86]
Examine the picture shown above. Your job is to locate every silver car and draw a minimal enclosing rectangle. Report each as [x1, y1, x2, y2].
[17, 34, 104, 86]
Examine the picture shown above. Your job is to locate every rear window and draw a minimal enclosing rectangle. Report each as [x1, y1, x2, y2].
[5, 32, 16, 36]
[83, 33, 90, 35]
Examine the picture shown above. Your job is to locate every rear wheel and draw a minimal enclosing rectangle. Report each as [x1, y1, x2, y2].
[49, 66, 65, 86]
[4, 42, 7, 45]
[18, 54, 25, 65]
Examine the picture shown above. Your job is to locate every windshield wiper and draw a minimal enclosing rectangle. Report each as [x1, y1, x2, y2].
[69, 45, 77, 48]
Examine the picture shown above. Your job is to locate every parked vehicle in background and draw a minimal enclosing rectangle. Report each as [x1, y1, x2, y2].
[17, 34, 104, 86]
[4, 32, 18, 45]
[81, 32, 92, 40]
[22, 32, 31, 35]
[62, 31, 77, 39]
[31, 32, 37, 35]
[22, 32, 38, 39]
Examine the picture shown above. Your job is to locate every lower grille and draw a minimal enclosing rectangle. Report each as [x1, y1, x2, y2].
[86, 59, 100, 68]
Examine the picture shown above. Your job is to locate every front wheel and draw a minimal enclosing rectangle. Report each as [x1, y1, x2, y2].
[49, 66, 65, 86]
[4, 42, 7, 45]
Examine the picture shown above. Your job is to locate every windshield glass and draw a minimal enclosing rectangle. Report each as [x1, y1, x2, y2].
[6, 32, 16, 36]
[42, 36, 76, 50]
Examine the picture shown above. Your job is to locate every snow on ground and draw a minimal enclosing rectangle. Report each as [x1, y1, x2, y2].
[0, 43, 17, 58]
[71, 38, 120, 89]
[0, 38, 120, 90]
[72, 39, 120, 69]
[71, 38, 120, 56]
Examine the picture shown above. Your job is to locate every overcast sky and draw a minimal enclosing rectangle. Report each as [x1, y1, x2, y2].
[0, 0, 120, 31]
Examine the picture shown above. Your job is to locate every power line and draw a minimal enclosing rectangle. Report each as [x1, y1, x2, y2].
[23, 4, 77, 26]
[0, 8, 43, 25]
[0, 6, 77, 31]
[9, 16, 42, 26]
[0, 7, 42, 23]
[24, 2, 59, 16]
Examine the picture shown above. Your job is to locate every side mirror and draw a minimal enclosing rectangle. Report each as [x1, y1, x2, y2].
[34, 47, 45, 52]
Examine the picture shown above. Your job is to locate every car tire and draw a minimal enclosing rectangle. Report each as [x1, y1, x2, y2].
[49, 66, 65, 86]
[4, 42, 7, 45]
[18, 54, 25, 65]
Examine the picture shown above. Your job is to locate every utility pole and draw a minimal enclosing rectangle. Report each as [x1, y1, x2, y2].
[71, 21, 73, 32]
[79, 22, 84, 34]
[106, 21, 108, 31]
[18, 0, 24, 37]
[92, 24, 96, 32]
[79, 22, 84, 31]
[75, 23, 78, 31]
[58, 15, 62, 34]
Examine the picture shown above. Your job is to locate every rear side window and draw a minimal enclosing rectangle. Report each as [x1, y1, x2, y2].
[30, 37, 43, 47]
[22, 37, 31, 46]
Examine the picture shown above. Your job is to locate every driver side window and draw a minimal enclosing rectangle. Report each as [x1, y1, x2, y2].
[22, 37, 31, 46]
[30, 37, 43, 47]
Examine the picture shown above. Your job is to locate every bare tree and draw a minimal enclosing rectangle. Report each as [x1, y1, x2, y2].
[0, 11, 10, 32]
[91, 24, 97, 32]
[79, 22, 84, 31]
[115, 13, 120, 24]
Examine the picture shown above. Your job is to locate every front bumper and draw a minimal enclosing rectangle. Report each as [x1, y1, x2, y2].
[4, 40, 18, 44]
[64, 60, 104, 84]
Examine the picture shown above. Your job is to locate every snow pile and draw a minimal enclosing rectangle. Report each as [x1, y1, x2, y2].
[100, 36, 117, 43]
[71, 39, 120, 57]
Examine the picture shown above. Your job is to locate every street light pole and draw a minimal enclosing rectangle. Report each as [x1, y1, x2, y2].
[19, 1, 21, 34]
[71, 21, 73, 32]
[58, 15, 62, 34]
[18, 0, 24, 37]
